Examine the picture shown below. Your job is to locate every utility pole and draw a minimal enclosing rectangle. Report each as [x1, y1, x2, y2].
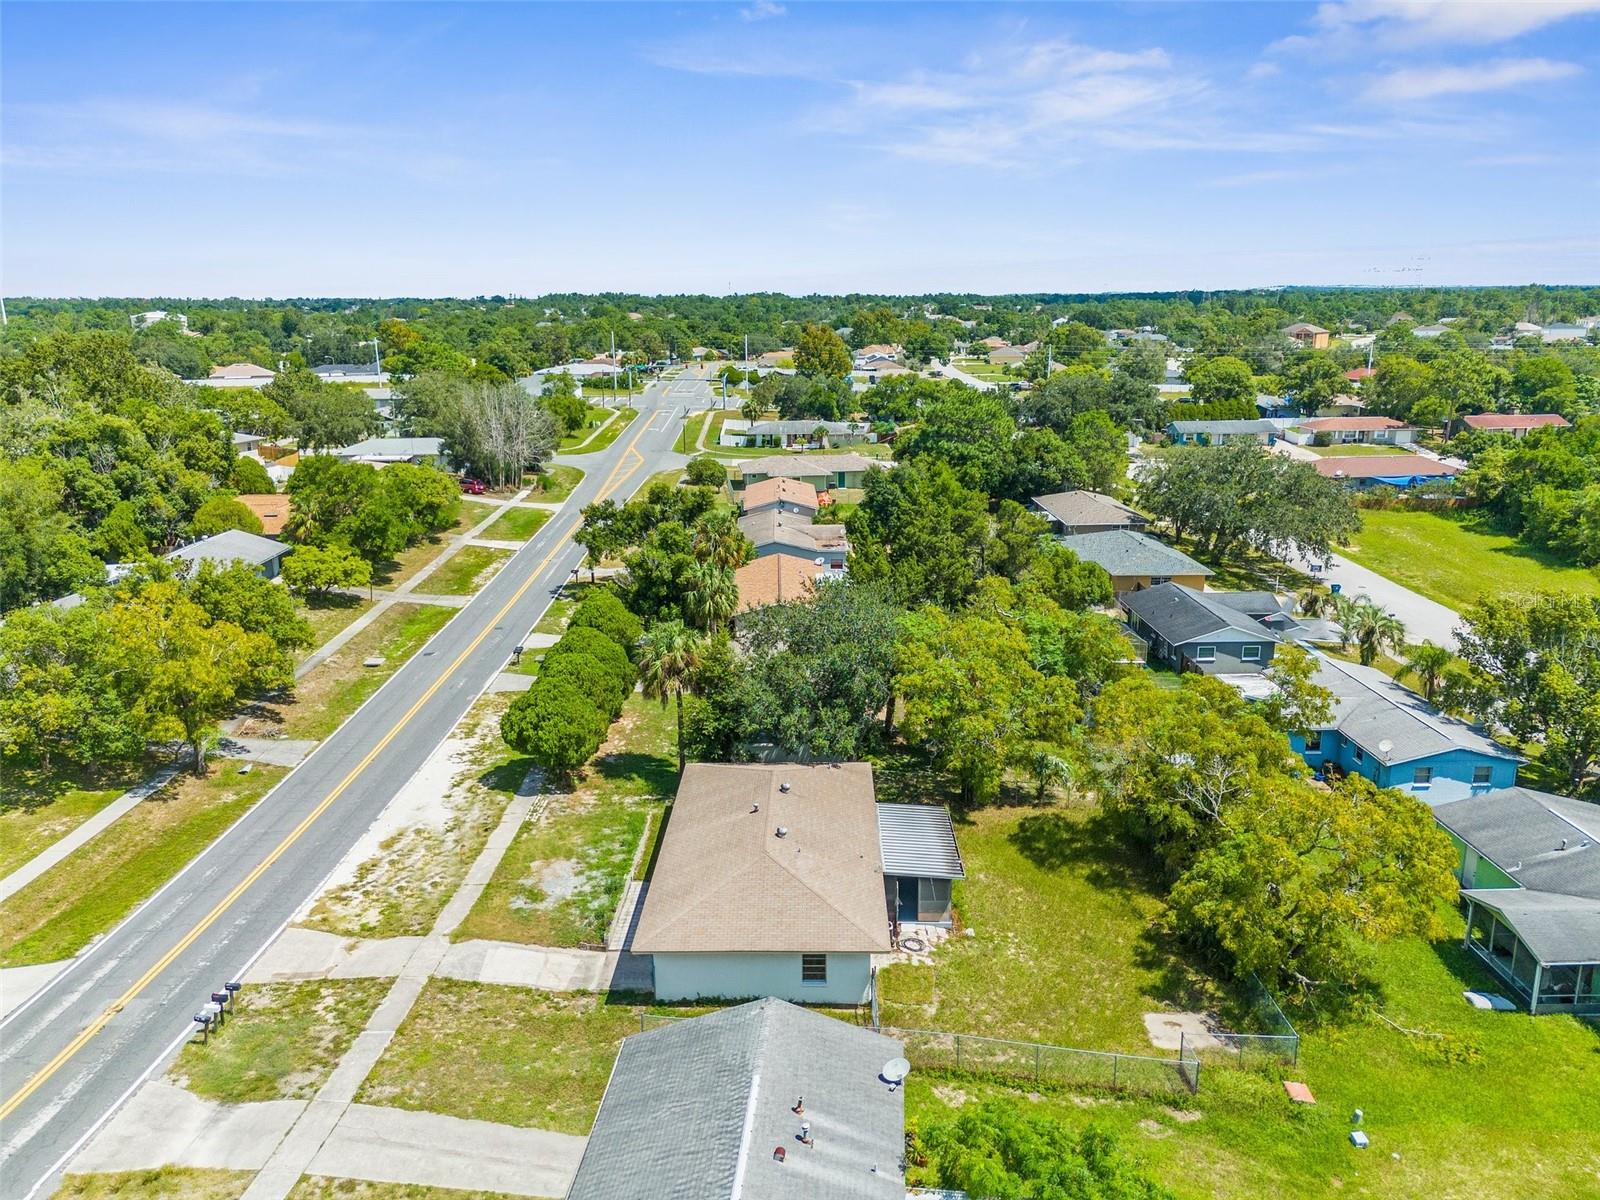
[1, 297, 9, 326]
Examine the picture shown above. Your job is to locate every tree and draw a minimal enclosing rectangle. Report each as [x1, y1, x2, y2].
[183, 561, 312, 652]
[103, 580, 285, 774]
[896, 607, 1077, 806]
[229, 455, 275, 494]
[500, 677, 608, 776]
[568, 589, 643, 653]
[1284, 354, 1348, 410]
[637, 619, 706, 773]
[918, 1101, 1175, 1200]
[1367, 356, 1432, 421]
[451, 380, 560, 489]
[281, 543, 372, 599]
[1455, 592, 1600, 793]
[846, 460, 991, 609]
[1337, 595, 1406, 666]
[684, 455, 727, 488]
[793, 324, 852, 378]
[1511, 356, 1577, 414]
[739, 395, 764, 423]
[1399, 641, 1454, 702]
[0, 459, 105, 611]
[539, 372, 588, 435]
[683, 559, 739, 633]
[188, 496, 264, 538]
[691, 508, 754, 571]
[1259, 644, 1334, 734]
[893, 386, 1015, 494]
[93, 500, 150, 561]
[1186, 355, 1256, 406]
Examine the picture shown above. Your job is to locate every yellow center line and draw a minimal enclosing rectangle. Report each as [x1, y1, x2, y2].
[0, 411, 656, 1124]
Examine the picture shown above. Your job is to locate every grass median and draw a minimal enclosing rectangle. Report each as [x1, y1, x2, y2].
[423, 546, 511, 596]
[479, 507, 551, 542]
[52, 1168, 254, 1200]
[0, 763, 288, 967]
[563, 407, 636, 455]
[0, 774, 136, 880]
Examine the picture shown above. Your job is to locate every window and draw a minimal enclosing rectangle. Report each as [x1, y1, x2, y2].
[1194, 645, 1216, 663]
[1150, 575, 1171, 586]
[1413, 766, 1433, 786]
[1473, 765, 1493, 784]
[800, 954, 827, 984]
[1352, 746, 1365, 764]
[1305, 731, 1323, 753]
[1240, 644, 1262, 662]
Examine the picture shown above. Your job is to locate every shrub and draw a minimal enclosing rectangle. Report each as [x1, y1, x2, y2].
[281, 543, 372, 598]
[544, 625, 634, 688]
[189, 496, 264, 538]
[569, 589, 643, 652]
[500, 677, 607, 775]
[684, 455, 727, 487]
[539, 651, 628, 719]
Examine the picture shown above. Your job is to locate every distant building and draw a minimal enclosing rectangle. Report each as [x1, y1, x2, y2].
[233, 494, 292, 536]
[1413, 323, 1451, 339]
[732, 453, 882, 494]
[1458, 413, 1572, 438]
[1283, 416, 1416, 446]
[1542, 324, 1591, 343]
[311, 363, 388, 383]
[1282, 322, 1330, 350]
[1030, 490, 1149, 536]
[231, 431, 267, 455]
[720, 419, 875, 450]
[131, 310, 188, 332]
[330, 436, 444, 465]
[200, 362, 276, 389]
[169, 530, 291, 581]
[1166, 419, 1278, 446]
[1312, 454, 1459, 490]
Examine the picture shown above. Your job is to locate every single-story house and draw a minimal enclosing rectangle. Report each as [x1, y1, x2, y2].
[853, 359, 913, 383]
[1288, 654, 1521, 801]
[1542, 324, 1591, 343]
[1166, 419, 1279, 446]
[1030, 490, 1149, 536]
[1344, 367, 1376, 384]
[330, 436, 444, 465]
[737, 510, 848, 570]
[231, 431, 267, 455]
[1121, 582, 1284, 675]
[1311, 454, 1459, 490]
[721, 419, 875, 450]
[977, 335, 1008, 350]
[567, 998, 907, 1200]
[1282, 416, 1415, 446]
[633, 763, 963, 1003]
[742, 477, 820, 519]
[1414, 323, 1451, 339]
[734, 553, 834, 614]
[754, 349, 796, 369]
[1312, 395, 1367, 418]
[1256, 393, 1299, 420]
[168, 530, 290, 581]
[733, 453, 881, 494]
[1433, 788, 1600, 1015]
[233, 494, 292, 536]
[311, 363, 389, 383]
[1058, 529, 1212, 593]
[1457, 413, 1572, 438]
[199, 362, 276, 389]
[852, 343, 901, 366]
[1283, 322, 1330, 349]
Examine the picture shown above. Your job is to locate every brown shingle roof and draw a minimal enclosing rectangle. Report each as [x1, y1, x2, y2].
[631, 763, 892, 954]
[1312, 455, 1458, 479]
[1460, 413, 1571, 432]
[1299, 416, 1408, 432]
[234, 493, 291, 535]
[734, 554, 822, 613]
[741, 477, 819, 514]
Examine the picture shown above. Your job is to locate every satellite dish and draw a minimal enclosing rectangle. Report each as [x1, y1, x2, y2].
[881, 1057, 911, 1086]
[1378, 739, 1394, 754]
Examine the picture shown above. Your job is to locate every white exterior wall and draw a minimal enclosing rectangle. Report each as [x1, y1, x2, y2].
[651, 952, 873, 1005]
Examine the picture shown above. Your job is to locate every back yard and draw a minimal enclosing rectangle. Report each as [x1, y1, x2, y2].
[1340, 506, 1600, 611]
[882, 794, 1600, 1200]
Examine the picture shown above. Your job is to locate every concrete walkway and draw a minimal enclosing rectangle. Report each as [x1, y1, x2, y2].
[0, 767, 179, 904]
[215, 738, 320, 769]
[1290, 549, 1464, 648]
[931, 358, 999, 392]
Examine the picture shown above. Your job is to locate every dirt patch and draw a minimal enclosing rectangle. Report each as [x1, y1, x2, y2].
[1070, 1094, 1111, 1108]
[1164, 1106, 1204, 1123]
[1143, 1010, 1226, 1052]
[510, 858, 581, 911]
[1138, 1118, 1172, 1139]
[932, 1084, 969, 1107]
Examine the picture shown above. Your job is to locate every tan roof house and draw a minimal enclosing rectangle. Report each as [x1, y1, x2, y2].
[1284, 415, 1415, 446]
[1458, 413, 1572, 437]
[738, 509, 849, 569]
[234, 494, 292, 536]
[741, 477, 820, 518]
[633, 763, 963, 1003]
[1283, 322, 1330, 350]
[734, 553, 826, 614]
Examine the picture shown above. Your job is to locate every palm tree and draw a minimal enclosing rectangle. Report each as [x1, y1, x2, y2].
[683, 559, 739, 634]
[637, 619, 705, 773]
[1398, 641, 1453, 702]
[1296, 587, 1335, 618]
[692, 509, 754, 571]
[740, 395, 764, 423]
[1347, 599, 1406, 667]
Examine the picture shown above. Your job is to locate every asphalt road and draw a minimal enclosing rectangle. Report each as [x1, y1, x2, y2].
[0, 371, 709, 1199]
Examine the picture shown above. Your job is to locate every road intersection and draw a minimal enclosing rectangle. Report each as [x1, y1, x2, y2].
[0, 371, 709, 1199]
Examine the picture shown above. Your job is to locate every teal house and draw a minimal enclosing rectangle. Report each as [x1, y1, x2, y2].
[1434, 788, 1600, 1015]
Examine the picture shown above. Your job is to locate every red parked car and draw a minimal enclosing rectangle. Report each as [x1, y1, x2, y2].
[460, 477, 487, 495]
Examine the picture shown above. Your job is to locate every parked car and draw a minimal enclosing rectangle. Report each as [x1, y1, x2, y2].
[460, 477, 487, 495]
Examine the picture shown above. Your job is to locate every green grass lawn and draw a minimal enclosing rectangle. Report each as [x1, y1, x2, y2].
[449, 500, 497, 535]
[479, 506, 551, 542]
[288, 1180, 522, 1200]
[526, 464, 584, 502]
[557, 404, 614, 450]
[0, 763, 288, 966]
[170, 978, 389, 1102]
[563, 407, 636, 455]
[882, 796, 1600, 1200]
[53, 1168, 254, 1200]
[453, 694, 674, 947]
[271, 604, 455, 741]
[374, 536, 453, 589]
[297, 595, 375, 654]
[673, 408, 717, 454]
[423, 546, 511, 595]
[1306, 444, 1412, 457]
[1341, 507, 1600, 611]
[357, 982, 643, 1134]
[1178, 538, 1319, 594]
[0, 777, 132, 879]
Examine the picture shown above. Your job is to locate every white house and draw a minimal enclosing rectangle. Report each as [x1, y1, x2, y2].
[199, 362, 276, 389]
[632, 763, 962, 1004]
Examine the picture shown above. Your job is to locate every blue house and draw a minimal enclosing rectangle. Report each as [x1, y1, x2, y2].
[1290, 654, 1521, 803]
[1166, 419, 1279, 446]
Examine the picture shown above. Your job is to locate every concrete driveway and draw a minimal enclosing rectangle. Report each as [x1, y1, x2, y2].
[1291, 551, 1464, 649]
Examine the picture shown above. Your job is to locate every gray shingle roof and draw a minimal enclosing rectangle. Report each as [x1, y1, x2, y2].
[1436, 788, 1600, 903]
[1030, 490, 1148, 529]
[168, 530, 288, 570]
[735, 454, 880, 480]
[332, 436, 443, 459]
[876, 803, 965, 880]
[1168, 419, 1278, 436]
[1310, 655, 1519, 767]
[738, 511, 848, 556]
[1122, 583, 1278, 646]
[1058, 531, 1212, 580]
[568, 998, 905, 1200]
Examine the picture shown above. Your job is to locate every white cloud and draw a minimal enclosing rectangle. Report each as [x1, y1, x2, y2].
[1364, 56, 1581, 101]
[1246, 61, 1281, 80]
[740, 0, 785, 21]
[1273, 0, 1600, 52]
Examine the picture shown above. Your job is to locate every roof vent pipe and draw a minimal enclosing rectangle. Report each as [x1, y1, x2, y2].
[779, 782, 791, 793]
[776, 826, 789, 838]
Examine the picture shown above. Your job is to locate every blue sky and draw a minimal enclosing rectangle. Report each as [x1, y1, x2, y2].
[3, 1, 1597, 297]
